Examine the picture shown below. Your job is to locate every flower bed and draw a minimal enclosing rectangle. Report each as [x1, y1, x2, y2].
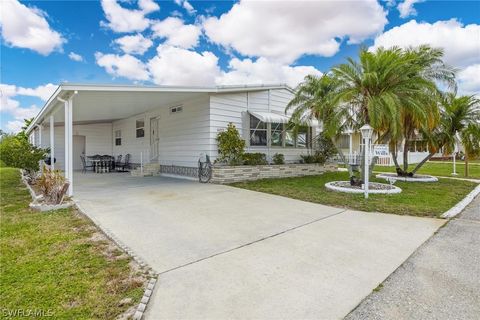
[325, 181, 402, 194]
[376, 172, 438, 182]
[211, 163, 337, 184]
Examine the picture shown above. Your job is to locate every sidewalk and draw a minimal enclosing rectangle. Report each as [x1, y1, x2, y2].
[345, 195, 480, 320]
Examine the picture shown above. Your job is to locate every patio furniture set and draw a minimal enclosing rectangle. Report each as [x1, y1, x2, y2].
[80, 154, 131, 173]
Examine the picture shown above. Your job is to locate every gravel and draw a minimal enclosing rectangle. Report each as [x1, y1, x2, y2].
[345, 195, 480, 320]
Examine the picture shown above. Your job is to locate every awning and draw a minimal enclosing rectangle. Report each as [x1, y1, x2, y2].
[249, 111, 320, 127]
[249, 111, 290, 124]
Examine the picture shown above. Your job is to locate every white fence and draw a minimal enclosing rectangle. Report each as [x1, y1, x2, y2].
[342, 144, 429, 167]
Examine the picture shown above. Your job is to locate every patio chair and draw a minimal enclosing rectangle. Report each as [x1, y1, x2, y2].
[116, 153, 131, 172]
[114, 155, 122, 170]
[80, 155, 94, 173]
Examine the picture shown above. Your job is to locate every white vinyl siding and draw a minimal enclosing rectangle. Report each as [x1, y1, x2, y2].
[112, 95, 210, 167]
[40, 123, 113, 171]
[209, 88, 318, 163]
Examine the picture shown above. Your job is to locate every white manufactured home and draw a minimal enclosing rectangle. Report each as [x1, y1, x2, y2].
[26, 83, 320, 196]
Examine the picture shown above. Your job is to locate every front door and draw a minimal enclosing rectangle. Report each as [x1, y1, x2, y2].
[150, 117, 160, 159]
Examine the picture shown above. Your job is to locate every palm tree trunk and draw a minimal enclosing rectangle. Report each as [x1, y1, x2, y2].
[403, 139, 409, 172]
[465, 154, 469, 177]
[411, 152, 435, 174]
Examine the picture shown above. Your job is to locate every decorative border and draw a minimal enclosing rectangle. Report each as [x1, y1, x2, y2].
[160, 165, 198, 178]
[74, 200, 159, 320]
[376, 173, 438, 182]
[20, 170, 158, 320]
[325, 181, 402, 194]
[442, 183, 480, 218]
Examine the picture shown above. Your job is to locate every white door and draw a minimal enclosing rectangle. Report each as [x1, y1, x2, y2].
[73, 135, 86, 170]
[150, 118, 159, 160]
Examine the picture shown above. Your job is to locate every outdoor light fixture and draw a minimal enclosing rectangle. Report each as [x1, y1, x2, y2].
[360, 124, 374, 199]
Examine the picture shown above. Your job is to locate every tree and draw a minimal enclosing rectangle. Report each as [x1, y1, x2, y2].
[411, 93, 480, 175]
[0, 133, 47, 173]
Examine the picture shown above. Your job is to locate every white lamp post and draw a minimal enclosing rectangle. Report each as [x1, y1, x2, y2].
[360, 124, 374, 199]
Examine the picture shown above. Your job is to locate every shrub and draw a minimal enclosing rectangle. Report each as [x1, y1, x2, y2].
[314, 133, 338, 164]
[272, 153, 285, 165]
[243, 153, 268, 165]
[36, 166, 68, 204]
[0, 134, 47, 174]
[300, 154, 316, 164]
[216, 123, 246, 165]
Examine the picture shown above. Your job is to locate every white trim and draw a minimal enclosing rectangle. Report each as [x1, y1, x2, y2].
[442, 184, 480, 218]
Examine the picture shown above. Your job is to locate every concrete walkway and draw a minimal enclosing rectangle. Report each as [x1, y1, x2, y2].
[73, 173, 444, 319]
[346, 195, 480, 320]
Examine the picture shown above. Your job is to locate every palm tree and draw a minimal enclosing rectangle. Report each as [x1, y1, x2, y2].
[411, 93, 480, 175]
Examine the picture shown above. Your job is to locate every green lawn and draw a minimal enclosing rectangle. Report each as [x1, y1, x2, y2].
[231, 171, 478, 217]
[0, 168, 144, 319]
[374, 161, 480, 179]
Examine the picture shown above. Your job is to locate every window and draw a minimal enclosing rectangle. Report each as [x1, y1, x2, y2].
[170, 105, 183, 113]
[285, 126, 311, 148]
[115, 130, 122, 146]
[270, 123, 283, 146]
[248, 114, 312, 148]
[136, 119, 145, 138]
[250, 114, 267, 146]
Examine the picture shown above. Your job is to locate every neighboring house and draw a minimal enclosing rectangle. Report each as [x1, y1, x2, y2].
[336, 131, 432, 166]
[26, 83, 320, 195]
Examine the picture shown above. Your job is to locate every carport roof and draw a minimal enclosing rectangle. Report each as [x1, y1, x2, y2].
[26, 83, 294, 134]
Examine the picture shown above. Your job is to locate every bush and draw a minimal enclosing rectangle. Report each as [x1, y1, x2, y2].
[243, 153, 268, 165]
[315, 133, 338, 164]
[216, 123, 246, 165]
[272, 153, 285, 165]
[300, 154, 316, 164]
[0, 134, 47, 174]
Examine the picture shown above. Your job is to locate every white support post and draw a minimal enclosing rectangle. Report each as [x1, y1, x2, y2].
[64, 98, 73, 196]
[364, 137, 370, 199]
[50, 115, 55, 170]
[38, 125, 42, 147]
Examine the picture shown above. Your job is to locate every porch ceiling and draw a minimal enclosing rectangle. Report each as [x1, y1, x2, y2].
[48, 91, 208, 123]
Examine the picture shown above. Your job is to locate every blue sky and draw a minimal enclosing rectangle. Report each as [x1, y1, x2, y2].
[1, 0, 479, 132]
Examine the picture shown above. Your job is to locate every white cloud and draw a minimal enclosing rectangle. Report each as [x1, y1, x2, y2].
[458, 64, 480, 96]
[1, 83, 43, 132]
[147, 45, 220, 85]
[397, 0, 424, 18]
[6, 120, 25, 133]
[217, 57, 322, 87]
[68, 52, 84, 62]
[174, 0, 196, 15]
[203, 0, 387, 63]
[151, 17, 201, 49]
[370, 19, 480, 67]
[0, 0, 64, 55]
[100, 0, 159, 33]
[17, 83, 57, 101]
[138, 0, 160, 14]
[95, 52, 150, 81]
[114, 34, 153, 55]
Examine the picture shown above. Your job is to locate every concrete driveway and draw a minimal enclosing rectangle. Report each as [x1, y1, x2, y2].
[74, 173, 444, 319]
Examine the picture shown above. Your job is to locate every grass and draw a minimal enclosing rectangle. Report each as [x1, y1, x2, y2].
[231, 171, 478, 217]
[374, 161, 480, 179]
[0, 168, 145, 319]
